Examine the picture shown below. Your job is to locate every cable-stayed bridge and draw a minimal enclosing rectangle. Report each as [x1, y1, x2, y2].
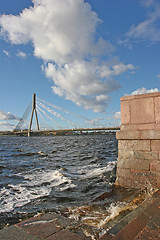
[13, 94, 120, 136]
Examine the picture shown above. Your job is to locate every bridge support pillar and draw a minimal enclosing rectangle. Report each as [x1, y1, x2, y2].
[116, 92, 160, 190]
[28, 93, 39, 137]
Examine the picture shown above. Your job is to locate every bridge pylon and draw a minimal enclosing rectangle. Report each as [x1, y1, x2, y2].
[28, 93, 39, 137]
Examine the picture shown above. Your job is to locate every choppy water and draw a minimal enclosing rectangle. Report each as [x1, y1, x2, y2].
[0, 133, 145, 235]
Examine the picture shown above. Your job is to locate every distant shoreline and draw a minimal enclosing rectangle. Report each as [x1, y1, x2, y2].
[0, 130, 118, 137]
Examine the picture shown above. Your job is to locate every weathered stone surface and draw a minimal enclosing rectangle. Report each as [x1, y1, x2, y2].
[141, 130, 160, 140]
[116, 130, 140, 140]
[0, 226, 39, 240]
[155, 172, 160, 185]
[130, 97, 154, 124]
[118, 140, 150, 151]
[116, 172, 158, 189]
[117, 158, 150, 171]
[155, 96, 160, 123]
[150, 160, 160, 172]
[115, 176, 136, 189]
[116, 168, 131, 178]
[117, 130, 160, 140]
[118, 150, 159, 161]
[116, 92, 160, 189]
[121, 100, 130, 124]
[45, 229, 89, 240]
[121, 123, 160, 131]
[18, 221, 61, 239]
[151, 140, 160, 153]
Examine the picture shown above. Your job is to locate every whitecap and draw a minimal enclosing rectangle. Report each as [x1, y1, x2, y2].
[0, 169, 74, 213]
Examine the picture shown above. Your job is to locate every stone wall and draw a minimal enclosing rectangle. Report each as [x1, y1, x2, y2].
[116, 92, 160, 189]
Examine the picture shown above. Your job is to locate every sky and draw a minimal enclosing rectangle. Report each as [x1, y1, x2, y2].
[0, 0, 160, 131]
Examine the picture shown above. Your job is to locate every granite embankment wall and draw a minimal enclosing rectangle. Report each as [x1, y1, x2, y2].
[116, 92, 160, 189]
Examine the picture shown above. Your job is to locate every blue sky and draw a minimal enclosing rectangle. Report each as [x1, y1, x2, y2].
[0, 0, 160, 131]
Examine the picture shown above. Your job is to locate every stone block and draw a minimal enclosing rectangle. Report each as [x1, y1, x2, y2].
[155, 172, 160, 186]
[117, 169, 159, 188]
[117, 130, 160, 140]
[150, 160, 160, 172]
[116, 130, 140, 140]
[130, 97, 154, 124]
[19, 222, 61, 239]
[121, 100, 130, 124]
[151, 140, 160, 153]
[118, 150, 159, 161]
[117, 150, 134, 160]
[0, 226, 40, 240]
[115, 175, 145, 189]
[116, 168, 131, 178]
[155, 96, 160, 123]
[118, 140, 150, 151]
[121, 123, 152, 131]
[117, 92, 160, 189]
[46, 229, 89, 240]
[130, 169, 149, 176]
[121, 124, 160, 131]
[130, 174, 154, 189]
[140, 130, 160, 140]
[117, 157, 150, 171]
[131, 170, 158, 187]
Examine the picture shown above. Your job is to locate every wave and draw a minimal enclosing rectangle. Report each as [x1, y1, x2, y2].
[0, 169, 76, 213]
[9, 151, 48, 158]
[0, 162, 115, 214]
[0, 185, 50, 213]
[59, 162, 116, 180]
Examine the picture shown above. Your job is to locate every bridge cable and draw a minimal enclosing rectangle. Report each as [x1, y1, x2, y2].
[14, 101, 32, 131]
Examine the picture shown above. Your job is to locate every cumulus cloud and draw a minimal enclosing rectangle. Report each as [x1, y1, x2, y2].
[16, 50, 26, 58]
[45, 60, 122, 112]
[121, 0, 160, 46]
[0, 0, 108, 63]
[0, 0, 135, 112]
[0, 110, 19, 121]
[131, 87, 159, 95]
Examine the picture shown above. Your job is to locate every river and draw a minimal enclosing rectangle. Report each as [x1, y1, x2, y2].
[0, 133, 145, 236]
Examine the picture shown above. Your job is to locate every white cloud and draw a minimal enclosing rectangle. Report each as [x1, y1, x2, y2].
[98, 62, 135, 78]
[113, 111, 121, 120]
[121, 0, 160, 46]
[0, 0, 135, 112]
[45, 60, 121, 112]
[0, 0, 108, 63]
[0, 110, 19, 121]
[131, 87, 159, 95]
[17, 50, 26, 58]
[157, 74, 160, 79]
[3, 49, 9, 56]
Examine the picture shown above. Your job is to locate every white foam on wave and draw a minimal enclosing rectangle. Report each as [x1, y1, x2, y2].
[0, 169, 75, 213]
[23, 169, 70, 187]
[66, 161, 116, 180]
[98, 201, 136, 228]
[0, 161, 116, 213]
[84, 162, 116, 179]
[0, 185, 50, 213]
